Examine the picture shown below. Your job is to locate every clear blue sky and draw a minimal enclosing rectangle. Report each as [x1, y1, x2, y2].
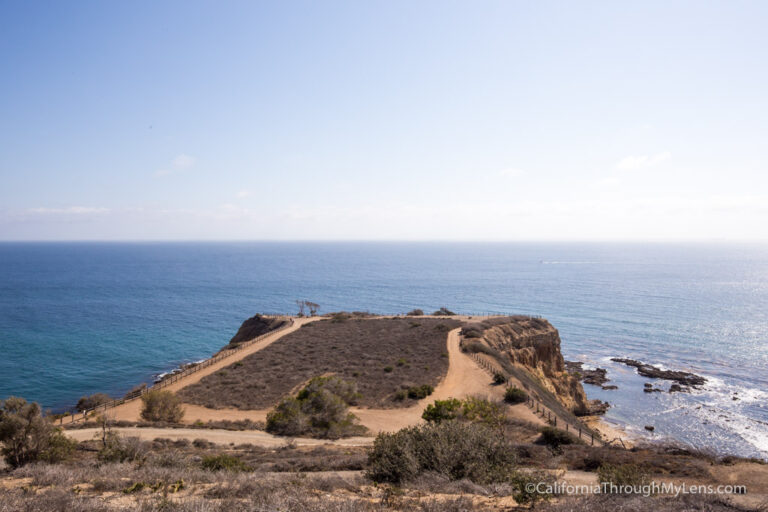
[1, 1, 766, 241]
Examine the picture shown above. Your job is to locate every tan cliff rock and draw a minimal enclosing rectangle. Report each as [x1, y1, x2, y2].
[474, 316, 602, 415]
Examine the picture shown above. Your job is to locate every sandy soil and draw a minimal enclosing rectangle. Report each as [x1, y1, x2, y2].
[65, 323, 545, 446]
[176, 327, 546, 434]
[65, 427, 372, 447]
[584, 416, 636, 447]
[92, 316, 318, 423]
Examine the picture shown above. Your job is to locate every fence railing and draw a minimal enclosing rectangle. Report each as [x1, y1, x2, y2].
[62, 317, 295, 425]
[467, 352, 625, 449]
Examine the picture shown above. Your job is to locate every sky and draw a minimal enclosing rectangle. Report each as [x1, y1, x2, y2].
[1, 0, 767, 241]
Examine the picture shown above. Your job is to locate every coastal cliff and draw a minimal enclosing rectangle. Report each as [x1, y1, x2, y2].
[465, 316, 599, 416]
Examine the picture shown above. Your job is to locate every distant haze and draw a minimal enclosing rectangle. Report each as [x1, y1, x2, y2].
[1, 1, 767, 241]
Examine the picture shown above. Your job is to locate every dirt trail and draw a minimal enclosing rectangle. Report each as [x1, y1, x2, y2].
[352, 328, 544, 433]
[100, 317, 317, 423]
[179, 327, 545, 434]
[78, 325, 544, 446]
[65, 427, 372, 447]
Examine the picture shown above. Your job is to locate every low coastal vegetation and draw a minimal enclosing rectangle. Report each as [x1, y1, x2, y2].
[0, 397, 77, 468]
[2, 314, 766, 510]
[0, 398, 765, 511]
[265, 376, 366, 439]
[178, 317, 461, 409]
[421, 397, 507, 429]
[366, 420, 518, 484]
[504, 385, 528, 404]
[140, 390, 184, 423]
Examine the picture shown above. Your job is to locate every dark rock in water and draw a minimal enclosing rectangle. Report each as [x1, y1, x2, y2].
[611, 358, 706, 387]
[602, 385, 618, 390]
[669, 384, 683, 393]
[644, 387, 662, 393]
[644, 425, 655, 432]
[644, 382, 653, 388]
[565, 361, 610, 386]
[585, 399, 610, 415]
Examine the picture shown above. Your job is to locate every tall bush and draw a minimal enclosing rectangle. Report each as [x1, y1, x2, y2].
[366, 421, 517, 484]
[0, 397, 76, 467]
[140, 390, 184, 423]
[266, 376, 364, 439]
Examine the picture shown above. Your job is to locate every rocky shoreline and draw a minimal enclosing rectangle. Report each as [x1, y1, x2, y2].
[610, 358, 707, 388]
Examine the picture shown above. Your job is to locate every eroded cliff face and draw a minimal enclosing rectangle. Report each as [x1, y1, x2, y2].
[479, 317, 592, 415]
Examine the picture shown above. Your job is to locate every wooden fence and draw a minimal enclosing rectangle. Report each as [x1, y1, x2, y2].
[468, 352, 626, 449]
[61, 317, 294, 425]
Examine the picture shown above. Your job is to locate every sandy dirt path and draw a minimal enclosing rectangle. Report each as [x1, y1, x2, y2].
[68, 319, 546, 446]
[99, 317, 317, 423]
[65, 427, 372, 447]
[93, 326, 544, 435]
[178, 327, 546, 433]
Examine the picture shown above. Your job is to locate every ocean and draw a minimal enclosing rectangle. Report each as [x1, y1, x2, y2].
[0, 242, 766, 458]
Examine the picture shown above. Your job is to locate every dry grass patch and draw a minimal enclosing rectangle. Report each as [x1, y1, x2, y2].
[179, 317, 461, 409]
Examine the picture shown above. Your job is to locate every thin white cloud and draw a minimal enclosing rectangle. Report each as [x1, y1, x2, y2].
[156, 154, 196, 176]
[27, 206, 110, 215]
[236, 189, 251, 198]
[616, 151, 671, 171]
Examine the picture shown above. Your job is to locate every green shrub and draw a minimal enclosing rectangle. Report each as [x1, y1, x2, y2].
[407, 384, 433, 399]
[460, 396, 506, 429]
[98, 432, 148, 463]
[406, 309, 424, 316]
[76, 393, 112, 412]
[493, 372, 507, 385]
[422, 399, 462, 423]
[39, 430, 77, 463]
[266, 376, 365, 439]
[432, 307, 456, 316]
[539, 426, 579, 449]
[0, 397, 76, 467]
[265, 398, 306, 437]
[396, 358, 408, 367]
[366, 421, 517, 484]
[296, 376, 360, 405]
[394, 389, 408, 401]
[460, 326, 483, 338]
[510, 470, 554, 505]
[383, 366, 394, 373]
[597, 463, 651, 490]
[202, 453, 251, 472]
[140, 390, 184, 423]
[504, 386, 528, 404]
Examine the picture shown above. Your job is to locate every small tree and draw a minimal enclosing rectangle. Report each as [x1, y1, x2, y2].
[296, 300, 320, 317]
[140, 390, 184, 423]
[306, 301, 320, 316]
[0, 397, 76, 468]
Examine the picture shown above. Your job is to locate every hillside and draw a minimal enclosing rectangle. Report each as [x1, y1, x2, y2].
[178, 317, 462, 409]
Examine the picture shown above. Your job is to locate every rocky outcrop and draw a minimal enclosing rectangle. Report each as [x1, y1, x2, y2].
[565, 361, 611, 387]
[476, 316, 606, 416]
[226, 314, 288, 348]
[611, 358, 706, 387]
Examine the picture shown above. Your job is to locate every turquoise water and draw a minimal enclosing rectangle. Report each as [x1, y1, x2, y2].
[0, 242, 766, 458]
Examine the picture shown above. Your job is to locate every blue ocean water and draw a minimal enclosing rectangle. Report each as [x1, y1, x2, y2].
[1, 242, 766, 458]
